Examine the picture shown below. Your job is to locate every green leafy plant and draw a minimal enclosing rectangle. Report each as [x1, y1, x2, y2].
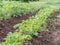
[0, 1, 41, 20]
[1, 6, 60, 45]
[0, 1, 60, 45]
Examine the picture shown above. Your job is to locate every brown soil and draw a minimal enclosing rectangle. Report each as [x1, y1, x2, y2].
[0, 10, 39, 42]
[23, 11, 60, 45]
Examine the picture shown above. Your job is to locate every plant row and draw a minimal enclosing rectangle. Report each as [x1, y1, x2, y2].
[0, 6, 60, 45]
[0, 1, 43, 20]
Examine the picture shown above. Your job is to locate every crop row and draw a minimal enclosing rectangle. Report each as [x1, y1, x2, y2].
[0, 5, 60, 45]
[0, 1, 45, 20]
[0, 1, 59, 20]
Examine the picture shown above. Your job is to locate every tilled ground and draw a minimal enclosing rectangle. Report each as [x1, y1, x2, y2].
[23, 11, 60, 45]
